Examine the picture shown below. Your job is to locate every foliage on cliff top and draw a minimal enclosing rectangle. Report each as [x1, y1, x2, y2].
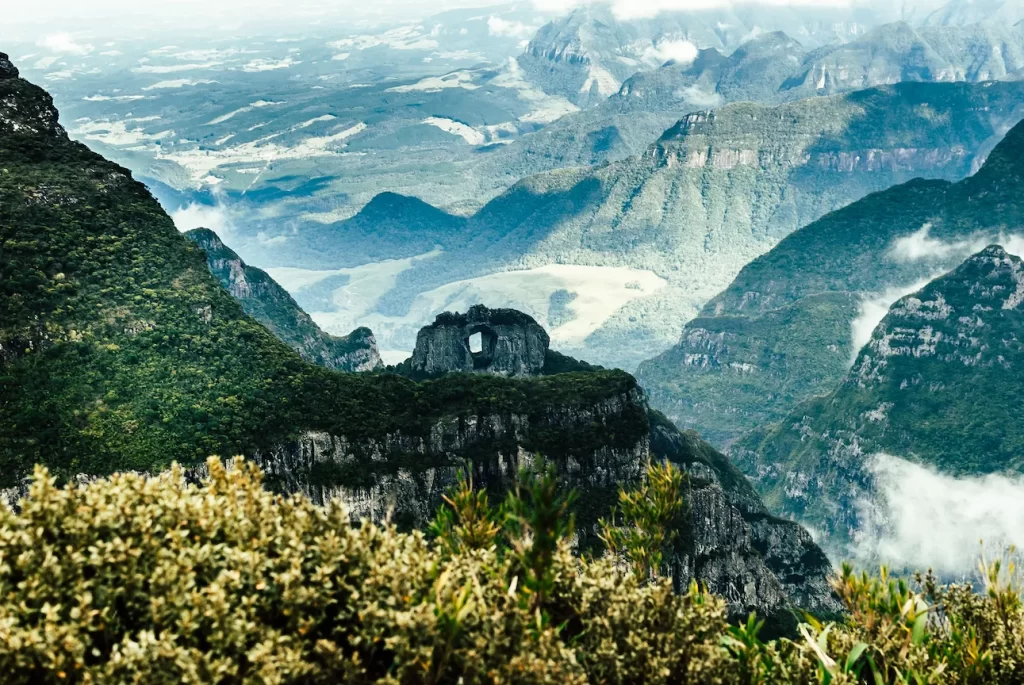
[0, 69, 641, 486]
[3, 458, 1024, 684]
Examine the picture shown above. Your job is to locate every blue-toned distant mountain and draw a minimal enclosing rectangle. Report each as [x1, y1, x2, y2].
[258, 81, 1024, 371]
[924, 0, 1024, 27]
[517, 3, 901, 107]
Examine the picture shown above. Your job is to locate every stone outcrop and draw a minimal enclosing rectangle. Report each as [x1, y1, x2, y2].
[409, 305, 549, 377]
[0, 53, 18, 80]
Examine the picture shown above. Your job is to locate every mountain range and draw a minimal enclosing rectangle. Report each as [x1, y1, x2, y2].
[638, 111, 1024, 447]
[0, 52, 839, 623]
[258, 79, 1024, 369]
[517, 3, 933, 107]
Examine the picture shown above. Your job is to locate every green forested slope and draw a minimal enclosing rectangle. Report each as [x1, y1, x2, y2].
[0, 56, 640, 485]
[733, 246, 1024, 547]
[185, 228, 382, 372]
[639, 115, 1024, 444]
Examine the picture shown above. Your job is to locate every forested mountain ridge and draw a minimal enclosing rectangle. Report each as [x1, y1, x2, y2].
[185, 228, 382, 372]
[638, 115, 1024, 445]
[731, 245, 1024, 553]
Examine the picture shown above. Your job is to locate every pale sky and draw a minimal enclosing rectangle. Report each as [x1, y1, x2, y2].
[2, 0, 950, 40]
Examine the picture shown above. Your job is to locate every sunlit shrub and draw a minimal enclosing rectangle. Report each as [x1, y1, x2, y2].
[0, 457, 1022, 684]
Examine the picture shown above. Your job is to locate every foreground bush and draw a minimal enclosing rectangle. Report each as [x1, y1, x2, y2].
[0, 459, 744, 683]
[0, 459, 1021, 684]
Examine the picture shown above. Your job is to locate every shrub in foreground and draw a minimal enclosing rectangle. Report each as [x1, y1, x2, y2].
[0, 459, 1022, 684]
[0, 459, 741, 683]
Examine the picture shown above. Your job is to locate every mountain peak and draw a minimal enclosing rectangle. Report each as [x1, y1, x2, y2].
[185, 227, 226, 251]
[0, 53, 18, 80]
[974, 118, 1024, 177]
[0, 56, 65, 138]
[973, 244, 1012, 261]
[737, 31, 802, 54]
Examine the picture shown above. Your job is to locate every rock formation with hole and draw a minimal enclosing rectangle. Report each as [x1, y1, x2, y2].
[409, 305, 550, 377]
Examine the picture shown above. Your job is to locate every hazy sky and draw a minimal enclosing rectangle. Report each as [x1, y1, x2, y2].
[4, 0, 950, 39]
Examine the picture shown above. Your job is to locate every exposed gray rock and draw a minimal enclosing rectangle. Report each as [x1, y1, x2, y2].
[185, 228, 383, 373]
[0, 53, 18, 80]
[410, 305, 549, 377]
[245, 382, 841, 623]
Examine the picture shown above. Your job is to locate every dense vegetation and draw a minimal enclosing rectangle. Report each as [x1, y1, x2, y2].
[640, 112, 1024, 445]
[638, 292, 859, 446]
[733, 245, 1024, 547]
[3, 458, 1024, 684]
[0, 69, 645, 488]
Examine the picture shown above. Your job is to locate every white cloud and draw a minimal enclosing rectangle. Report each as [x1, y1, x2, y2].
[84, 94, 148, 101]
[1000, 235, 1024, 257]
[142, 78, 216, 90]
[34, 56, 61, 70]
[676, 84, 722, 108]
[4, 0, 950, 37]
[133, 62, 224, 74]
[854, 453, 1024, 576]
[641, 39, 698, 66]
[888, 223, 991, 262]
[241, 56, 300, 72]
[532, 0, 864, 20]
[487, 16, 537, 39]
[37, 33, 93, 55]
[171, 202, 236, 236]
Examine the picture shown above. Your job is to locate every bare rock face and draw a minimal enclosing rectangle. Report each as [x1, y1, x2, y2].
[410, 305, 550, 377]
[0, 53, 18, 80]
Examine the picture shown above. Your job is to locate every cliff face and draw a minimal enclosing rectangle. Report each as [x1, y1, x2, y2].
[242, 371, 840, 623]
[185, 228, 382, 373]
[733, 246, 1024, 554]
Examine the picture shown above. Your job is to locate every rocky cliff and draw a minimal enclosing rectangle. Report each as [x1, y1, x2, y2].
[732, 246, 1024, 555]
[408, 305, 550, 377]
[244, 365, 839, 623]
[638, 115, 1024, 446]
[185, 228, 382, 373]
